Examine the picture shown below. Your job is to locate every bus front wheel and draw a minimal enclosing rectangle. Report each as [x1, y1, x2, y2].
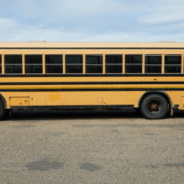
[0, 99, 5, 120]
[140, 94, 168, 119]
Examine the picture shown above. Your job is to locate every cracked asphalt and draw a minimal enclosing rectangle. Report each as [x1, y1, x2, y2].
[0, 110, 184, 184]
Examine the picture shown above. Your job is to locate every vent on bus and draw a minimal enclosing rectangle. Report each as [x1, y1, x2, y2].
[27, 41, 46, 42]
[157, 41, 175, 42]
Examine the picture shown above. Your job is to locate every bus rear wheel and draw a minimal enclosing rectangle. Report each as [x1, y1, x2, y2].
[140, 94, 168, 119]
[0, 98, 5, 120]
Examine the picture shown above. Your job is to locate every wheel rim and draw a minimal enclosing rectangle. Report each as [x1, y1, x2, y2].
[147, 99, 162, 113]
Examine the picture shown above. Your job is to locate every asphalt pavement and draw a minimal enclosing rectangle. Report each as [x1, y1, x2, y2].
[0, 110, 184, 184]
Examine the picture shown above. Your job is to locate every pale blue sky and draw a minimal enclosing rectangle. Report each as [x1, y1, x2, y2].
[0, 0, 183, 42]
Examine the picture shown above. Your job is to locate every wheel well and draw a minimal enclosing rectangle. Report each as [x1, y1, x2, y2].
[0, 94, 7, 109]
[138, 92, 172, 108]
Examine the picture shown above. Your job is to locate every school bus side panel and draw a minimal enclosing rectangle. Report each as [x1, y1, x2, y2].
[0, 92, 46, 108]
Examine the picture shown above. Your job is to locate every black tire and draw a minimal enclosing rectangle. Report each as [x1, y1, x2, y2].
[0, 98, 5, 120]
[140, 94, 168, 119]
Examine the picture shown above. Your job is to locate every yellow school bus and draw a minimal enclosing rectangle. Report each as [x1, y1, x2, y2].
[0, 41, 183, 119]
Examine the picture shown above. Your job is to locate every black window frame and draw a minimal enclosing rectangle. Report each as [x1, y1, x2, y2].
[105, 54, 122, 74]
[65, 54, 83, 74]
[0, 55, 1, 74]
[4, 54, 22, 74]
[165, 55, 181, 74]
[145, 55, 162, 74]
[86, 55, 103, 74]
[45, 54, 63, 74]
[125, 55, 142, 74]
[25, 55, 43, 74]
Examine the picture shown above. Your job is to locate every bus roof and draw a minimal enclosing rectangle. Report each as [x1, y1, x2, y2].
[0, 42, 184, 48]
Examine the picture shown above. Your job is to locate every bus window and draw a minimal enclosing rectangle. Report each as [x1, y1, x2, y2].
[0, 55, 1, 74]
[106, 55, 122, 73]
[25, 55, 42, 74]
[46, 55, 63, 74]
[145, 55, 162, 73]
[66, 55, 83, 74]
[5, 55, 22, 74]
[86, 55, 103, 74]
[165, 55, 181, 73]
[125, 55, 142, 73]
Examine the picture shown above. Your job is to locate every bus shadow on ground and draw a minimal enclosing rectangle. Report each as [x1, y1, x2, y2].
[8, 110, 142, 121]
[4, 110, 184, 121]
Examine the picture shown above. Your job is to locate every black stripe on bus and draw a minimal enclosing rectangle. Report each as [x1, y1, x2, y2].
[1, 88, 184, 92]
[1, 82, 184, 85]
[0, 47, 184, 50]
[0, 74, 184, 77]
